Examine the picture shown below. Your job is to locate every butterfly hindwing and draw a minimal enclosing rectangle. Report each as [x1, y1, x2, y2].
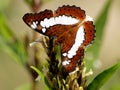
[82, 21, 95, 46]
[62, 47, 84, 72]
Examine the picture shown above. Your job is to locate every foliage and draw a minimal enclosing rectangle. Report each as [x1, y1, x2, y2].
[87, 62, 120, 90]
[0, 13, 27, 64]
[85, 0, 112, 69]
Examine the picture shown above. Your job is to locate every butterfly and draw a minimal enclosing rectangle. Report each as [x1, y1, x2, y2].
[23, 5, 95, 73]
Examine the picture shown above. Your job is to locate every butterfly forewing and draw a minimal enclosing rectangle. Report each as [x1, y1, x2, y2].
[55, 5, 86, 21]
[23, 10, 53, 33]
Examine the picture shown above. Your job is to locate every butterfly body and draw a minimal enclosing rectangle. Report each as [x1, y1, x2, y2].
[23, 5, 95, 72]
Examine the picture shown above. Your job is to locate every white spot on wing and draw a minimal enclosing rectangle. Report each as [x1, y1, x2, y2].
[47, 17, 55, 27]
[67, 51, 76, 58]
[33, 22, 36, 26]
[62, 60, 71, 66]
[62, 53, 67, 56]
[42, 28, 46, 33]
[40, 21, 45, 27]
[43, 18, 50, 28]
[55, 17, 60, 25]
[31, 24, 35, 29]
[30, 21, 38, 29]
[35, 21, 38, 24]
[54, 15, 79, 25]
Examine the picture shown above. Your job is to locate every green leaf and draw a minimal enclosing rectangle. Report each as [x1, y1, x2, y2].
[95, 0, 112, 42]
[15, 83, 32, 90]
[55, 45, 61, 61]
[30, 66, 51, 90]
[87, 0, 112, 57]
[0, 13, 13, 41]
[87, 62, 120, 90]
[0, 12, 27, 64]
[85, 0, 112, 69]
[30, 66, 45, 81]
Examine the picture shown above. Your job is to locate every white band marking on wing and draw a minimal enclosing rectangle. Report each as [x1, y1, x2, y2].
[40, 15, 79, 30]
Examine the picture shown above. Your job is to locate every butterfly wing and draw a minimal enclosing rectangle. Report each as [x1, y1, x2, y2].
[55, 5, 86, 21]
[23, 9, 53, 34]
[23, 5, 95, 73]
[61, 20, 95, 72]
[51, 5, 95, 72]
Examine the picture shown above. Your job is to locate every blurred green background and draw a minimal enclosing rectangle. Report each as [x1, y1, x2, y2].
[0, 0, 120, 90]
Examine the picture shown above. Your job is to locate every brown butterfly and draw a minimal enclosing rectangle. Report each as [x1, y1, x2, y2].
[23, 5, 95, 72]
